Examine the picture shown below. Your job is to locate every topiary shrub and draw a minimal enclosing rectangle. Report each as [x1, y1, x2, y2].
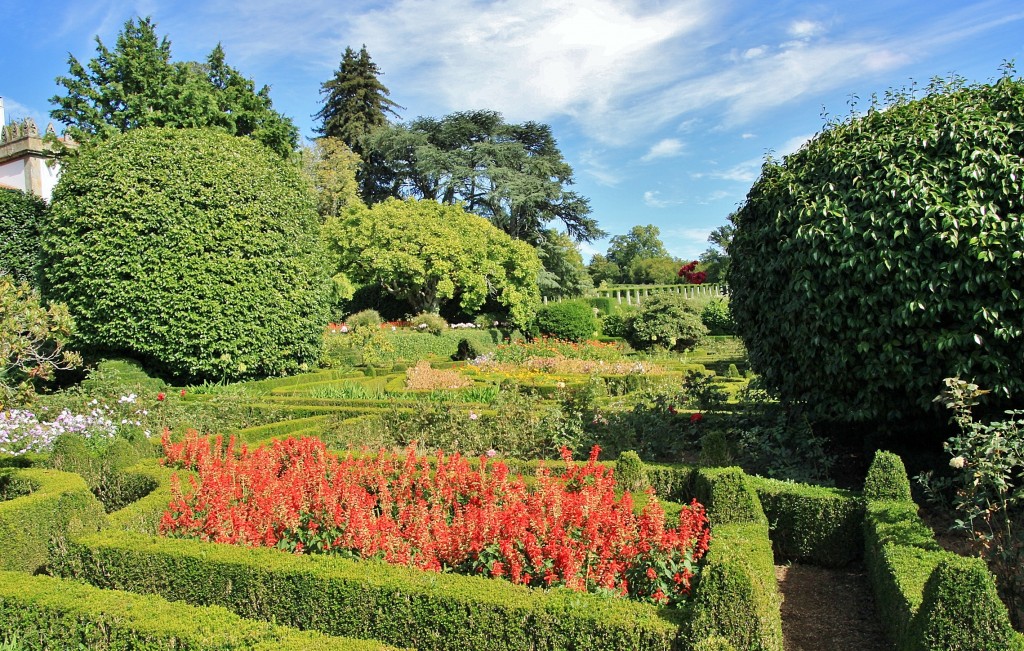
[41, 128, 328, 383]
[626, 294, 707, 351]
[729, 74, 1024, 423]
[599, 312, 631, 338]
[534, 300, 597, 342]
[700, 299, 735, 336]
[863, 450, 913, 502]
[909, 555, 1023, 651]
[614, 450, 648, 493]
[410, 312, 448, 335]
[0, 188, 46, 285]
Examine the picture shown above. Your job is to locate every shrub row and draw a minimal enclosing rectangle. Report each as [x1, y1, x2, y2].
[384, 329, 501, 362]
[0, 571, 399, 650]
[0, 468, 107, 573]
[53, 530, 685, 651]
[862, 451, 1024, 650]
[686, 467, 782, 651]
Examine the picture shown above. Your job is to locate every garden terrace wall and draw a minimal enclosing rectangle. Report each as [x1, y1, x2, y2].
[861, 451, 1024, 650]
[0, 467, 106, 573]
[0, 571, 400, 651]
[53, 530, 686, 651]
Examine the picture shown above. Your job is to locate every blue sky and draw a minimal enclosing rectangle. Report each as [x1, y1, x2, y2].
[2, 0, 1023, 261]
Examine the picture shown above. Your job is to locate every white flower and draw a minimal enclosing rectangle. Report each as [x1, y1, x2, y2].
[949, 456, 966, 469]
[469, 412, 479, 421]
[486, 449, 497, 458]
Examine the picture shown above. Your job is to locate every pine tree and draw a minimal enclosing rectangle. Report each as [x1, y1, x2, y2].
[314, 45, 402, 155]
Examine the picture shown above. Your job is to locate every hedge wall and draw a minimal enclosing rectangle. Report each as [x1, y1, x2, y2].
[0, 468, 107, 573]
[52, 530, 686, 651]
[861, 450, 1024, 651]
[0, 571, 399, 650]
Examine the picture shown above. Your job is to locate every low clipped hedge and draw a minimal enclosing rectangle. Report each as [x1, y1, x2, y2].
[385, 328, 500, 362]
[0, 468, 107, 573]
[751, 477, 864, 567]
[686, 467, 782, 651]
[0, 571, 399, 650]
[861, 450, 1024, 651]
[52, 530, 685, 651]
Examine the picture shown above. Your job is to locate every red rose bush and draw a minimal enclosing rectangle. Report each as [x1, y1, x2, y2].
[160, 431, 711, 607]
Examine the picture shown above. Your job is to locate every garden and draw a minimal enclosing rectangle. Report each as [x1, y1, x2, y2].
[1, 19, 1024, 650]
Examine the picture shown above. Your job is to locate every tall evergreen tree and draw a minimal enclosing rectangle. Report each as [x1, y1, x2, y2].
[50, 17, 298, 157]
[314, 45, 402, 155]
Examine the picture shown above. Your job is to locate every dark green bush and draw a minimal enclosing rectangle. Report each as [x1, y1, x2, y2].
[453, 337, 485, 361]
[600, 312, 631, 338]
[0, 188, 46, 285]
[693, 467, 766, 527]
[587, 296, 616, 316]
[626, 294, 708, 351]
[729, 75, 1024, 423]
[41, 127, 329, 383]
[863, 450, 913, 502]
[534, 300, 597, 342]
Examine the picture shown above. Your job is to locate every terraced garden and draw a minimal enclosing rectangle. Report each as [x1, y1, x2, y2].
[2, 334, 1020, 650]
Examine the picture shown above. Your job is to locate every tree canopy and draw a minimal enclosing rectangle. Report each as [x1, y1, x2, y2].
[360, 110, 602, 244]
[41, 128, 328, 382]
[50, 17, 298, 157]
[314, 45, 402, 156]
[730, 74, 1024, 424]
[326, 197, 540, 328]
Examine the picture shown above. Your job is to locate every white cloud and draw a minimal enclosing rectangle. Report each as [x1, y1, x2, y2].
[777, 133, 814, 156]
[788, 19, 825, 39]
[641, 138, 686, 162]
[643, 190, 684, 208]
[742, 46, 768, 60]
[578, 149, 623, 186]
[741, 132, 756, 139]
[703, 158, 763, 183]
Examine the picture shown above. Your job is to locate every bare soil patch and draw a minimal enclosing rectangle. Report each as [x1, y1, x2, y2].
[776, 563, 893, 651]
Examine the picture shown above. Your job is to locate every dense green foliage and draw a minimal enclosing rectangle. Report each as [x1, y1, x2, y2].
[700, 299, 735, 336]
[0, 571, 394, 651]
[361, 110, 601, 243]
[534, 300, 597, 342]
[863, 450, 913, 502]
[328, 198, 540, 328]
[0, 468, 107, 573]
[0, 189, 46, 285]
[41, 128, 329, 382]
[55, 529, 685, 651]
[50, 17, 298, 157]
[537, 229, 594, 299]
[730, 75, 1024, 422]
[625, 294, 708, 351]
[314, 45, 402, 157]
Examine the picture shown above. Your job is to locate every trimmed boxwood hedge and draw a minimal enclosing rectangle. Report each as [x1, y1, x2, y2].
[0, 571, 399, 650]
[751, 476, 864, 567]
[861, 450, 1024, 650]
[0, 468, 107, 573]
[52, 530, 686, 651]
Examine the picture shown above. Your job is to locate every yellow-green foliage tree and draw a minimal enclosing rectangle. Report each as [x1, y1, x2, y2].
[328, 198, 540, 328]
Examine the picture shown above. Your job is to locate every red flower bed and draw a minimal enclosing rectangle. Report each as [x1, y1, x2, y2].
[160, 432, 711, 607]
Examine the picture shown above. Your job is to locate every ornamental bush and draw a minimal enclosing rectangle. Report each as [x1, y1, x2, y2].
[730, 74, 1024, 423]
[41, 128, 329, 382]
[535, 300, 597, 342]
[0, 188, 46, 285]
[626, 294, 707, 351]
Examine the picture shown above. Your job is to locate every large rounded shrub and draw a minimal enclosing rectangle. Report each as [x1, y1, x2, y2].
[535, 300, 597, 342]
[730, 75, 1024, 423]
[0, 188, 46, 284]
[625, 294, 707, 351]
[41, 128, 329, 382]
